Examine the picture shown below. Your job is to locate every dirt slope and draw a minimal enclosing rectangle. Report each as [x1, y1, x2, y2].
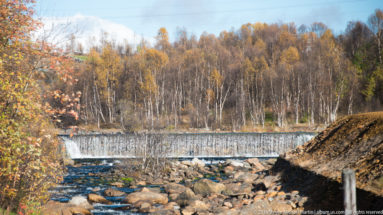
[282, 112, 383, 196]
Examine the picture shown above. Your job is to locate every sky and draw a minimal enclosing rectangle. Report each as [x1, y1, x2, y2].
[35, 0, 382, 42]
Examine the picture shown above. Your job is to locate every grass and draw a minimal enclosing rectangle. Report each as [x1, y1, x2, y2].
[73, 54, 88, 61]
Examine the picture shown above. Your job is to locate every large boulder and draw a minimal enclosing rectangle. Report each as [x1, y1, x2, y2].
[193, 179, 226, 197]
[41, 201, 92, 215]
[245, 158, 265, 172]
[164, 183, 187, 194]
[175, 188, 197, 206]
[68, 196, 93, 210]
[225, 160, 244, 167]
[124, 187, 168, 205]
[233, 171, 258, 183]
[223, 182, 253, 196]
[104, 188, 126, 197]
[88, 193, 112, 204]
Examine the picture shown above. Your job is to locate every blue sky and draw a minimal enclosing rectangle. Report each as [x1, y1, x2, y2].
[35, 0, 382, 41]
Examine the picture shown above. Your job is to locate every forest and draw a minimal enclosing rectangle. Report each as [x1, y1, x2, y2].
[57, 9, 383, 131]
[0, 0, 382, 213]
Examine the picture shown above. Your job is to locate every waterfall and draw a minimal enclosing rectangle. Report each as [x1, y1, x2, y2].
[60, 132, 315, 159]
[62, 136, 83, 159]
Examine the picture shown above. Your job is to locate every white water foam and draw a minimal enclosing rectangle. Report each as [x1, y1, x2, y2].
[62, 137, 83, 159]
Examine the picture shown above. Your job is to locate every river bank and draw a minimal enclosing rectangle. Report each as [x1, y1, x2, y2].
[44, 157, 308, 214]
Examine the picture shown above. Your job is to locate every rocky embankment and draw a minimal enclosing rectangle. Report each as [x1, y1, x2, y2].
[273, 112, 383, 210]
[43, 158, 309, 214]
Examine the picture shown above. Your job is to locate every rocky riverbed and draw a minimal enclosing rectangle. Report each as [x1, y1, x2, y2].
[43, 158, 309, 214]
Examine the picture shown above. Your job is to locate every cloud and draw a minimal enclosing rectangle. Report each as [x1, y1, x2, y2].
[34, 14, 155, 52]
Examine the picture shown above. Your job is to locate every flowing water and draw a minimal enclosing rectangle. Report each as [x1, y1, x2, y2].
[61, 132, 315, 159]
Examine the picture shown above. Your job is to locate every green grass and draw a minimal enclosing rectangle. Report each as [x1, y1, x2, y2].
[73, 55, 88, 61]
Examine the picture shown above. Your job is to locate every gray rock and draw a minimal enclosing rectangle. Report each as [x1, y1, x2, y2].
[233, 171, 258, 183]
[239, 200, 272, 215]
[226, 160, 244, 167]
[104, 188, 126, 197]
[175, 188, 197, 206]
[68, 196, 93, 210]
[223, 183, 253, 196]
[124, 187, 168, 205]
[41, 200, 92, 215]
[88, 193, 112, 205]
[193, 179, 226, 197]
[245, 158, 265, 171]
[164, 183, 187, 194]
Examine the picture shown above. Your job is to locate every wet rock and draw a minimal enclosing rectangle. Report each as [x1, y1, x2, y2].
[41, 200, 92, 215]
[164, 183, 187, 194]
[88, 193, 112, 205]
[223, 183, 252, 196]
[68, 195, 93, 210]
[104, 188, 126, 197]
[193, 179, 226, 197]
[110, 181, 124, 187]
[124, 187, 168, 205]
[175, 188, 197, 206]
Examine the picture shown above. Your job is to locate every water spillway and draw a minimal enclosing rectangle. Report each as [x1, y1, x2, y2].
[60, 132, 315, 159]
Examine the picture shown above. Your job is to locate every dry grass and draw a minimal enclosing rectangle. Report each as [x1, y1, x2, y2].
[284, 112, 383, 196]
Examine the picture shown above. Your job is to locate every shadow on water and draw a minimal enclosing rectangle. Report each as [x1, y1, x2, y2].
[271, 158, 383, 210]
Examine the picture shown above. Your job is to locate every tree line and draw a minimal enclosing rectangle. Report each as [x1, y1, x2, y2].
[62, 9, 383, 131]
